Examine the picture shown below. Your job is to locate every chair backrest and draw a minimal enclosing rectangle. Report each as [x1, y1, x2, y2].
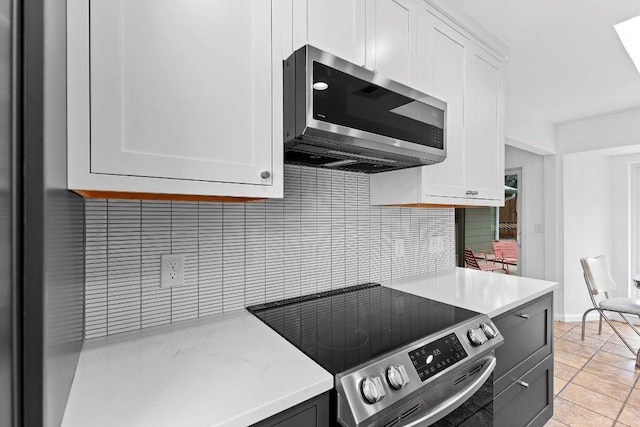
[492, 240, 517, 259]
[580, 255, 617, 295]
[464, 247, 480, 270]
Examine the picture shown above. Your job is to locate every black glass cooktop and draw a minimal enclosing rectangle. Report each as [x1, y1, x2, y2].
[247, 283, 481, 374]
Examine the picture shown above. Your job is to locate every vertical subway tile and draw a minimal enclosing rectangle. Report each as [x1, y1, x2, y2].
[265, 198, 285, 302]
[198, 202, 223, 316]
[245, 201, 266, 306]
[418, 208, 430, 275]
[330, 171, 346, 289]
[83, 166, 456, 338]
[300, 167, 318, 295]
[380, 207, 393, 282]
[410, 209, 420, 277]
[84, 199, 108, 338]
[170, 201, 199, 322]
[369, 206, 381, 283]
[357, 174, 370, 284]
[315, 168, 333, 292]
[283, 165, 302, 298]
[396, 208, 411, 278]
[425, 209, 437, 273]
[222, 203, 245, 311]
[140, 200, 171, 329]
[345, 174, 359, 287]
[106, 199, 142, 335]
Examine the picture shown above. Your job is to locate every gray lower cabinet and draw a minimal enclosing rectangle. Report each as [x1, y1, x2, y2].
[494, 355, 553, 427]
[251, 392, 330, 427]
[492, 293, 554, 427]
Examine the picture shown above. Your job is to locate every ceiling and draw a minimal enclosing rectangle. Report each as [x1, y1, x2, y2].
[448, 0, 640, 125]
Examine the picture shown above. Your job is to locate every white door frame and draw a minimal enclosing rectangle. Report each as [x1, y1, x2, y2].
[505, 168, 522, 275]
[631, 164, 640, 298]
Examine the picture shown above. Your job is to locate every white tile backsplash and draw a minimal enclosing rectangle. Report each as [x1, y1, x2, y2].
[84, 165, 456, 339]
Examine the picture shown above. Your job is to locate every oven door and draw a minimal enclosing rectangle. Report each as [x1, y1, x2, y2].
[369, 354, 495, 427]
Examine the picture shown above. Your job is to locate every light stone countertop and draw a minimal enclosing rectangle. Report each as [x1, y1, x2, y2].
[62, 268, 558, 427]
[61, 309, 334, 427]
[381, 267, 558, 318]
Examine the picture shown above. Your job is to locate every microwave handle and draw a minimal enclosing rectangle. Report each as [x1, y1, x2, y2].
[400, 356, 496, 427]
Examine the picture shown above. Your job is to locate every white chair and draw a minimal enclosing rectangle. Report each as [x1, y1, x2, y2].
[580, 255, 640, 368]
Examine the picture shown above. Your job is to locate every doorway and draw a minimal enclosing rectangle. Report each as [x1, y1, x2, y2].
[455, 170, 522, 275]
[500, 169, 521, 275]
[632, 164, 640, 298]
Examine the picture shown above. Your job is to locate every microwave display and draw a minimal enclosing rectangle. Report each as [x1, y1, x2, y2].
[312, 62, 444, 149]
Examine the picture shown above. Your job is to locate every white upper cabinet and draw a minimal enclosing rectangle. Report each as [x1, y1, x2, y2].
[419, 13, 470, 200]
[289, 0, 422, 89]
[370, 9, 505, 207]
[466, 47, 504, 201]
[365, 0, 422, 88]
[67, 0, 284, 199]
[290, 0, 366, 65]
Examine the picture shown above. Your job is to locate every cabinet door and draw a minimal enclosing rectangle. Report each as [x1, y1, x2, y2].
[420, 13, 470, 200]
[365, 0, 420, 87]
[466, 46, 505, 201]
[89, 0, 276, 186]
[493, 293, 553, 396]
[291, 0, 365, 65]
[494, 356, 553, 427]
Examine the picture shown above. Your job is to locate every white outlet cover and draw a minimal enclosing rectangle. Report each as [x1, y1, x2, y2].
[161, 254, 185, 287]
[394, 239, 405, 258]
[429, 236, 444, 254]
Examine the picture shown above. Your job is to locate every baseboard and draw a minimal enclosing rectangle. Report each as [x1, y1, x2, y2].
[554, 312, 639, 325]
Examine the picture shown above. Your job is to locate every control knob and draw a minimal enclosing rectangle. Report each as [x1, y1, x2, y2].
[386, 365, 410, 390]
[467, 328, 488, 346]
[361, 376, 386, 404]
[480, 323, 498, 339]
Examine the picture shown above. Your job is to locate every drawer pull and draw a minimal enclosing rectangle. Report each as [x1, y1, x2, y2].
[465, 190, 479, 196]
[516, 380, 529, 388]
[516, 313, 529, 319]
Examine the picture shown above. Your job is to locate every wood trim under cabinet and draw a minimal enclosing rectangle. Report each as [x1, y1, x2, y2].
[72, 189, 266, 203]
[387, 203, 489, 208]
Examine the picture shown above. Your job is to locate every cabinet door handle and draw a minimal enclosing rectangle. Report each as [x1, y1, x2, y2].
[516, 380, 529, 388]
[466, 190, 478, 196]
[260, 171, 271, 179]
[516, 313, 529, 319]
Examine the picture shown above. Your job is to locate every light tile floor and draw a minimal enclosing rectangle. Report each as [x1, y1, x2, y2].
[544, 320, 640, 426]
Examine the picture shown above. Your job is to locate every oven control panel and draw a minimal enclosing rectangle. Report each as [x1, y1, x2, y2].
[408, 333, 468, 382]
[335, 315, 503, 427]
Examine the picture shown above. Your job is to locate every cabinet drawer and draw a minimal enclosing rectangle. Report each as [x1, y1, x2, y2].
[493, 293, 552, 395]
[494, 355, 553, 427]
[250, 392, 330, 427]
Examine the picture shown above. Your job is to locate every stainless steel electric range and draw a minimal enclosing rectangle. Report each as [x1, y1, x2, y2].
[247, 283, 503, 427]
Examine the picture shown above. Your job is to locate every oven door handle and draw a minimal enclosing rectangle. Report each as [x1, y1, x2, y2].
[400, 355, 497, 427]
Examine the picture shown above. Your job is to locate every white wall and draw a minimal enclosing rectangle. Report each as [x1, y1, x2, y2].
[505, 103, 556, 155]
[611, 154, 640, 299]
[544, 154, 561, 317]
[504, 146, 545, 279]
[562, 152, 613, 319]
[557, 107, 640, 154]
[554, 108, 640, 321]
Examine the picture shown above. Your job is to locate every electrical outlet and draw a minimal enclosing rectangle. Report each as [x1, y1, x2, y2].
[161, 254, 185, 287]
[429, 236, 444, 254]
[394, 238, 405, 259]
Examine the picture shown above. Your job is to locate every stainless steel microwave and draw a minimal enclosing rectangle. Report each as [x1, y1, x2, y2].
[283, 45, 447, 173]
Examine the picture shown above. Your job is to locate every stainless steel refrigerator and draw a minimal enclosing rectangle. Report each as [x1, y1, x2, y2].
[3, 0, 85, 425]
